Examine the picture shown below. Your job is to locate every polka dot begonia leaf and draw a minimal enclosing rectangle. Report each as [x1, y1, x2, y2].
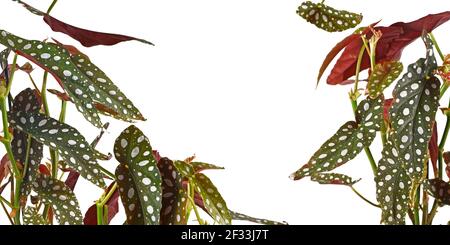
[310, 173, 360, 186]
[0, 48, 10, 69]
[114, 125, 162, 225]
[9, 89, 44, 197]
[290, 96, 383, 180]
[367, 61, 403, 99]
[375, 136, 411, 225]
[190, 162, 224, 173]
[157, 157, 188, 225]
[423, 179, 450, 206]
[31, 173, 83, 225]
[0, 29, 103, 127]
[191, 173, 231, 225]
[389, 33, 440, 182]
[297, 1, 363, 32]
[23, 206, 48, 225]
[173, 160, 195, 178]
[230, 211, 287, 225]
[8, 91, 106, 188]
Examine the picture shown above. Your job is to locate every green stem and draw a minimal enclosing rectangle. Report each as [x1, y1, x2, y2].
[429, 33, 445, 62]
[21, 135, 32, 179]
[0, 199, 14, 225]
[413, 186, 421, 225]
[0, 194, 12, 208]
[96, 202, 104, 225]
[27, 74, 40, 93]
[187, 181, 204, 225]
[380, 122, 387, 146]
[46, 0, 58, 14]
[98, 165, 115, 179]
[96, 183, 117, 225]
[422, 189, 428, 225]
[350, 186, 380, 208]
[5, 54, 18, 96]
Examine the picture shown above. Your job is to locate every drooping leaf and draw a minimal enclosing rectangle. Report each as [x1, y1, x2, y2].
[157, 157, 188, 225]
[291, 96, 383, 180]
[367, 61, 403, 99]
[230, 211, 287, 225]
[375, 137, 411, 225]
[443, 152, 450, 179]
[83, 182, 120, 225]
[14, 0, 153, 47]
[310, 173, 360, 186]
[297, 1, 362, 32]
[31, 173, 83, 225]
[325, 11, 450, 85]
[23, 206, 48, 225]
[9, 91, 106, 188]
[389, 34, 440, 182]
[114, 125, 162, 225]
[191, 173, 231, 225]
[424, 179, 450, 205]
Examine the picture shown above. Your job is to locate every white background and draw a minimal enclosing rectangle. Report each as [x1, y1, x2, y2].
[1, 0, 450, 225]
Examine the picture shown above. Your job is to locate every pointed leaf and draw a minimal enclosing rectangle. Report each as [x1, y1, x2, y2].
[297, 1, 362, 32]
[375, 138, 411, 225]
[173, 160, 195, 178]
[230, 211, 287, 225]
[389, 34, 440, 182]
[367, 61, 403, 99]
[190, 162, 224, 173]
[311, 173, 360, 186]
[31, 173, 83, 225]
[0, 154, 10, 182]
[291, 96, 383, 180]
[424, 179, 450, 205]
[23, 207, 48, 225]
[114, 125, 162, 225]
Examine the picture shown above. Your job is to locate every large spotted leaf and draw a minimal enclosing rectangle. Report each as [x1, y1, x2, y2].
[375, 138, 411, 225]
[114, 125, 162, 225]
[297, 1, 362, 32]
[367, 61, 403, 99]
[9, 89, 43, 197]
[191, 173, 231, 225]
[389, 34, 440, 182]
[0, 29, 102, 127]
[424, 179, 450, 205]
[311, 173, 360, 186]
[8, 99, 105, 188]
[230, 211, 287, 225]
[23, 207, 48, 225]
[157, 157, 188, 225]
[31, 173, 83, 225]
[291, 96, 383, 180]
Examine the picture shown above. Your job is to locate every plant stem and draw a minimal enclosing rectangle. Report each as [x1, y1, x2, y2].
[27, 74, 40, 93]
[429, 33, 445, 62]
[96, 183, 117, 225]
[46, 0, 58, 14]
[5, 54, 18, 95]
[21, 135, 32, 178]
[187, 181, 204, 225]
[0, 199, 14, 225]
[96, 202, 104, 225]
[98, 165, 115, 179]
[422, 189, 428, 225]
[413, 186, 420, 225]
[350, 186, 380, 208]
[0, 194, 12, 208]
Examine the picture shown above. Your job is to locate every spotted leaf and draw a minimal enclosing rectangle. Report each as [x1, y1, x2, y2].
[173, 160, 195, 178]
[311, 173, 360, 186]
[190, 162, 224, 173]
[389, 34, 440, 182]
[157, 157, 188, 225]
[367, 61, 403, 99]
[31, 173, 83, 225]
[9, 94, 106, 188]
[0, 29, 102, 127]
[297, 1, 362, 32]
[191, 173, 231, 225]
[23, 206, 48, 225]
[230, 211, 287, 225]
[375, 138, 411, 225]
[114, 125, 162, 225]
[291, 96, 383, 180]
[424, 179, 450, 205]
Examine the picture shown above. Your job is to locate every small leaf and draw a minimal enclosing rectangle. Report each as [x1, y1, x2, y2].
[173, 160, 195, 178]
[190, 162, 224, 173]
[389, 33, 440, 182]
[31, 173, 83, 225]
[114, 125, 162, 225]
[297, 1, 362, 32]
[0, 154, 10, 182]
[311, 173, 360, 186]
[367, 61, 403, 99]
[23, 207, 48, 225]
[424, 179, 450, 205]
[291, 96, 383, 180]
[375, 137, 411, 225]
[230, 211, 287, 225]
[192, 173, 231, 225]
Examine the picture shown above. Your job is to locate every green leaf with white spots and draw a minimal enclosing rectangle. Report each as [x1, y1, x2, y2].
[311, 173, 360, 186]
[114, 125, 162, 225]
[424, 179, 450, 205]
[191, 173, 231, 225]
[9, 92, 106, 188]
[0, 29, 102, 127]
[0, 48, 10, 69]
[389, 34, 440, 182]
[10, 89, 43, 197]
[297, 1, 362, 32]
[23, 206, 48, 225]
[157, 157, 189, 225]
[291, 96, 383, 180]
[230, 211, 287, 225]
[31, 173, 83, 225]
[375, 137, 411, 225]
[190, 162, 224, 173]
[368, 61, 403, 99]
[173, 160, 195, 178]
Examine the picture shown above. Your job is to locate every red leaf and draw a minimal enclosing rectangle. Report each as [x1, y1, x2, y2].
[383, 98, 394, 122]
[429, 123, 438, 177]
[443, 152, 450, 179]
[83, 182, 119, 225]
[325, 12, 450, 85]
[0, 154, 10, 182]
[38, 164, 51, 176]
[64, 170, 80, 191]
